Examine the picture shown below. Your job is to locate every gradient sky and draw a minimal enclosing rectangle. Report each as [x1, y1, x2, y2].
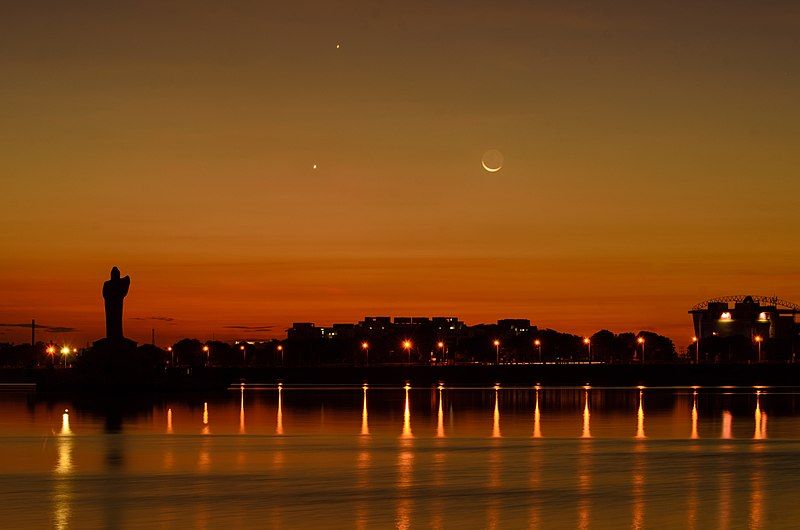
[1, 0, 799, 346]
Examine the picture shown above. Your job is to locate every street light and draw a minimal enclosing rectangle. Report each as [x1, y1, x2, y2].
[437, 341, 445, 365]
[202, 345, 210, 366]
[691, 337, 698, 364]
[534, 339, 542, 363]
[60, 346, 70, 368]
[361, 341, 369, 366]
[167, 346, 174, 365]
[277, 344, 284, 366]
[754, 335, 763, 363]
[240, 344, 246, 364]
[637, 336, 645, 364]
[493, 339, 500, 365]
[583, 338, 591, 363]
[402, 340, 412, 365]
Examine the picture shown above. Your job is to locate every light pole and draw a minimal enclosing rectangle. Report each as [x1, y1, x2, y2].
[493, 339, 500, 365]
[437, 341, 445, 365]
[361, 341, 369, 366]
[277, 344, 284, 366]
[697, 319, 702, 364]
[637, 336, 645, 364]
[403, 340, 412, 365]
[692, 337, 698, 364]
[240, 344, 246, 364]
[168, 346, 174, 365]
[203, 344, 210, 366]
[534, 339, 542, 363]
[46, 345, 56, 366]
[60, 346, 70, 368]
[754, 335, 763, 363]
[583, 338, 591, 363]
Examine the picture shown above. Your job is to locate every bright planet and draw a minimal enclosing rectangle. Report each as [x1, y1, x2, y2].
[481, 149, 504, 172]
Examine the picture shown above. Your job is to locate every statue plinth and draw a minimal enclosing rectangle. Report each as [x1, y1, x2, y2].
[92, 337, 138, 352]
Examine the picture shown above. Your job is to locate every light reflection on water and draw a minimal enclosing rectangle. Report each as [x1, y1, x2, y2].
[2, 387, 800, 527]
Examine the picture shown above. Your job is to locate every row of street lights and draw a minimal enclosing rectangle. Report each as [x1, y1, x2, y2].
[45, 345, 75, 367]
[205, 332, 766, 367]
[692, 334, 764, 362]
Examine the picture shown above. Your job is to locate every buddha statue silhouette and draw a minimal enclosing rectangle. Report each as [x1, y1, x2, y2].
[102, 267, 131, 342]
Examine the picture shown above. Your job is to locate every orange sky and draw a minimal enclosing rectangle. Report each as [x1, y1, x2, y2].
[1, 1, 799, 346]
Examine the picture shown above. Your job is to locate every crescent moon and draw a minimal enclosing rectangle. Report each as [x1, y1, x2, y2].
[482, 160, 501, 173]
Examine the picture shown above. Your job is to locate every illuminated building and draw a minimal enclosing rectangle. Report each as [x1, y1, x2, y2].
[689, 295, 799, 340]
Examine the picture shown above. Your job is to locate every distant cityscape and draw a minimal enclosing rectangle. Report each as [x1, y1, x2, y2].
[2, 293, 798, 368]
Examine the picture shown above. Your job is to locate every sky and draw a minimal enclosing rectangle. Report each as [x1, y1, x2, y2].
[1, 0, 799, 346]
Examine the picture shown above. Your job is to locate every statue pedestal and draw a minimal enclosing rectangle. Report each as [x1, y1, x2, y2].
[92, 337, 138, 353]
[80, 338, 145, 387]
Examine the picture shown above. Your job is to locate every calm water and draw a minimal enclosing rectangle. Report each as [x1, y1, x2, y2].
[1, 386, 799, 528]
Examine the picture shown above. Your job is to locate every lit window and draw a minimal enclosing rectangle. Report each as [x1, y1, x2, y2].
[758, 312, 769, 322]
[720, 312, 732, 321]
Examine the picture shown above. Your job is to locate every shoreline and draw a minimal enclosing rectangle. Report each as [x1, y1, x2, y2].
[2, 363, 799, 392]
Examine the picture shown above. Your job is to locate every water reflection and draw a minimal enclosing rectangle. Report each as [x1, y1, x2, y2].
[492, 387, 501, 438]
[749, 436, 765, 529]
[276, 385, 284, 435]
[533, 388, 542, 438]
[754, 391, 767, 440]
[578, 426, 592, 529]
[239, 385, 245, 434]
[635, 390, 646, 439]
[436, 387, 445, 438]
[528, 439, 543, 527]
[397, 385, 414, 529]
[355, 443, 371, 526]
[202, 401, 210, 435]
[53, 409, 73, 530]
[361, 385, 369, 436]
[401, 385, 412, 439]
[487, 389, 502, 529]
[632, 441, 645, 528]
[433, 388, 446, 528]
[581, 389, 591, 439]
[10, 387, 800, 528]
[718, 458, 732, 528]
[686, 466, 698, 528]
[164, 407, 175, 470]
[722, 410, 732, 439]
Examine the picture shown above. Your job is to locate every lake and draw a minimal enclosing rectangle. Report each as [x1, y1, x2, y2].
[0, 385, 797, 528]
